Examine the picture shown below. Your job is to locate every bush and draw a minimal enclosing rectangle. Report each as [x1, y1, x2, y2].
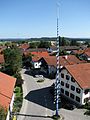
[14, 73, 23, 85]
[84, 102, 90, 110]
[84, 110, 90, 116]
[0, 106, 7, 120]
[84, 102, 90, 116]
[13, 86, 23, 112]
[37, 79, 44, 83]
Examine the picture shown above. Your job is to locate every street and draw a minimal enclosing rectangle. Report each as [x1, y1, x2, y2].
[18, 69, 54, 120]
[17, 69, 90, 120]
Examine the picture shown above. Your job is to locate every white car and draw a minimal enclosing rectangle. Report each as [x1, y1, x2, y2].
[35, 75, 43, 78]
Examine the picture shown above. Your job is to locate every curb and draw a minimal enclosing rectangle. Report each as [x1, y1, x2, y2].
[17, 72, 28, 120]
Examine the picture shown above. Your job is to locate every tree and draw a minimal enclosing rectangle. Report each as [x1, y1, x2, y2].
[70, 40, 79, 46]
[62, 37, 66, 46]
[22, 52, 32, 68]
[30, 42, 40, 48]
[59, 36, 68, 46]
[38, 41, 51, 48]
[2, 47, 22, 76]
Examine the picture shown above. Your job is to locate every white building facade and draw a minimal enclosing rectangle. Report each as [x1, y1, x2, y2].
[33, 61, 42, 69]
[60, 68, 90, 105]
[6, 93, 15, 120]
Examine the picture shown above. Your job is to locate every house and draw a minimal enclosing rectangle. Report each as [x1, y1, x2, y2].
[41, 55, 85, 75]
[31, 49, 49, 69]
[19, 43, 30, 52]
[60, 63, 90, 105]
[80, 48, 90, 61]
[60, 46, 80, 54]
[47, 45, 57, 53]
[71, 49, 84, 55]
[0, 72, 16, 120]
[32, 56, 42, 69]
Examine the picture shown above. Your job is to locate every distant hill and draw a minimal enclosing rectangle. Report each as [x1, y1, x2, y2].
[0, 37, 90, 42]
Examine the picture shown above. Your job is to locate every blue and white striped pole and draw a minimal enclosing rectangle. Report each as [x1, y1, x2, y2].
[55, 0, 60, 116]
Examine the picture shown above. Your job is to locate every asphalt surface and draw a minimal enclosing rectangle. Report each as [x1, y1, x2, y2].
[17, 69, 90, 120]
[18, 69, 54, 120]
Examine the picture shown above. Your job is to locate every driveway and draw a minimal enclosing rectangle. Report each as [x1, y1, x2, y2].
[17, 69, 90, 120]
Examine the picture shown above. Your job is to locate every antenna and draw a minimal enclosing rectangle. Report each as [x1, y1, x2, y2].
[55, 0, 60, 117]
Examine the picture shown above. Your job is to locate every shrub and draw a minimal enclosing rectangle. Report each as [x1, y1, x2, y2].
[13, 86, 23, 112]
[0, 106, 7, 120]
[37, 79, 44, 83]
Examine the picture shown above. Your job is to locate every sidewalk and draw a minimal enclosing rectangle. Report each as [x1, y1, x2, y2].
[17, 70, 28, 120]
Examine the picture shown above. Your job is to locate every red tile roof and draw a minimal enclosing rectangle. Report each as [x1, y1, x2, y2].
[0, 54, 4, 64]
[63, 55, 85, 65]
[84, 52, 90, 57]
[32, 51, 49, 62]
[43, 56, 57, 66]
[42, 55, 84, 67]
[65, 63, 90, 89]
[83, 48, 90, 57]
[85, 47, 90, 52]
[72, 50, 84, 55]
[0, 72, 16, 109]
[19, 43, 29, 50]
[31, 51, 49, 56]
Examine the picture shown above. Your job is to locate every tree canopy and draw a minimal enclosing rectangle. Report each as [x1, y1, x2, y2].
[38, 41, 51, 48]
[2, 47, 22, 76]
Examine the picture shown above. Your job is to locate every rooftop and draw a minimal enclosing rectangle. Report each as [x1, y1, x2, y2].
[42, 55, 84, 67]
[0, 72, 16, 109]
[65, 63, 90, 89]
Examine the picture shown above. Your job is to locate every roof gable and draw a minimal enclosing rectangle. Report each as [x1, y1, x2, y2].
[65, 63, 90, 89]
[0, 72, 16, 109]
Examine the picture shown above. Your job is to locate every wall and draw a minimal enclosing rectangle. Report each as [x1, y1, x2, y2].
[60, 69, 83, 105]
[6, 93, 15, 120]
[34, 61, 41, 69]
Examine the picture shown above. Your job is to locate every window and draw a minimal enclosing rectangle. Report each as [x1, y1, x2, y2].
[71, 77, 75, 82]
[71, 85, 75, 91]
[61, 81, 64, 86]
[66, 83, 69, 88]
[61, 73, 64, 78]
[66, 75, 70, 80]
[76, 88, 81, 94]
[70, 93, 74, 99]
[65, 91, 69, 96]
[76, 96, 80, 102]
[61, 88, 64, 93]
[84, 89, 89, 95]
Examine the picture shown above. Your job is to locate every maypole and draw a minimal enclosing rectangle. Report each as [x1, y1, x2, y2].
[55, 0, 60, 117]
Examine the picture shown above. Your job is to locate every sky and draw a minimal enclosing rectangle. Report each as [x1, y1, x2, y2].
[0, 0, 90, 38]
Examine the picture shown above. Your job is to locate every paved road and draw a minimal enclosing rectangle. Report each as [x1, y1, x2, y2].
[18, 69, 54, 120]
[18, 69, 90, 120]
